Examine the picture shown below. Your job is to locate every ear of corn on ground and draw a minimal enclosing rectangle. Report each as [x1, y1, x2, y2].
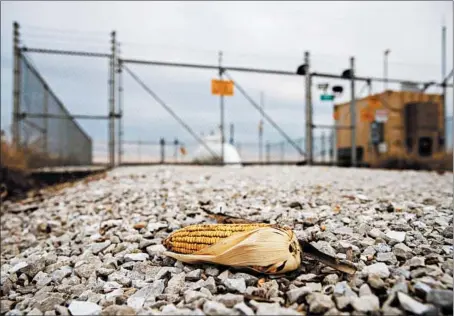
[162, 223, 302, 274]
[162, 223, 357, 275]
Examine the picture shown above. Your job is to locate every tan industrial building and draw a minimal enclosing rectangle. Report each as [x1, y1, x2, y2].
[333, 90, 447, 168]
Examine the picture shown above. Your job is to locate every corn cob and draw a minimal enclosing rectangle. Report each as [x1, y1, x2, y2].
[161, 223, 358, 275]
[162, 223, 272, 254]
[162, 223, 301, 274]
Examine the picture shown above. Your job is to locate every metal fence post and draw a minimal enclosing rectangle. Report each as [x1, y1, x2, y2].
[219, 51, 225, 166]
[350, 57, 357, 167]
[174, 138, 179, 162]
[160, 138, 165, 163]
[304, 51, 313, 165]
[43, 84, 49, 155]
[117, 45, 124, 165]
[12, 21, 21, 151]
[109, 31, 116, 167]
[329, 130, 334, 164]
[266, 141, 270, 163]
[321, 131, 326, 162]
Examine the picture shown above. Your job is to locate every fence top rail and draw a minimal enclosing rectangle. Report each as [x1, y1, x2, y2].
[120, 57, 451, 87]
[21, 47, 111, 58]
[19, 46, 451, 87]
[20, 53, 92, 142]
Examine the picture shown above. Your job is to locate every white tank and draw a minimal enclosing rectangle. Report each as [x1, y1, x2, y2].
[191, 131, 242, 167]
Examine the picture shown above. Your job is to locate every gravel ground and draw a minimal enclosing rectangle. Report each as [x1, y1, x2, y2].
[1, 166, 453, 315]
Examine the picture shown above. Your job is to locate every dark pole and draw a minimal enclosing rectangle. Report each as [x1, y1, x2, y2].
[109, 31, 116, 167]
[219, 51, 225, 165]
[117, 46, 124, 165]
[12, 22, 20, 150]
[321, 131, 326, 162]
[160, 138, 165, 163]
[441, 25, 447, 151]
[174, 138, 179, 162]
[305, 51, 313, 165]
[350, 57, 357, 167]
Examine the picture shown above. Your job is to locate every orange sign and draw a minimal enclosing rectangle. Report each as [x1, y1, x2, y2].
[368, 96, 381, 110]
[180, 146, 187, 155]
[360, 107, 374, 122]
[211, 79, 234, 96]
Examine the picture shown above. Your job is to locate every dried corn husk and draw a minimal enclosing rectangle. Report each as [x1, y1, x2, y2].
[162, 223, 357, 275]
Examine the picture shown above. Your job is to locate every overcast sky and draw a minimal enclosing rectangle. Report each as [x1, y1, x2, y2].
[1, 1, 453, 162]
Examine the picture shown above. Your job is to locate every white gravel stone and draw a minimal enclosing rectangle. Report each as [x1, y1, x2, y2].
[362, 262, 390, 278]
[223, 278, 246, 294]
[397, 292, 431, 315]
[386, 231, 406, 243]
[68, 301, 101, 316]
[124, 253, 149, 262]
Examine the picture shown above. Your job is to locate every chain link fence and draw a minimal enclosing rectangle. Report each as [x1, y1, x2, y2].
[16, 54, 92, 168]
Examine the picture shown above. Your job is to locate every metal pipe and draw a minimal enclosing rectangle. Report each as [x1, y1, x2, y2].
[109, 31, 116, 167]
[350, 57, 357, 167]
[219, 51, 225, 165]
[321, 131, 326, 162]
[442, 25, 447, 151]
[117, 51, 124, 165]
[12, 21, 20, 150]
[223, 71, 305, 156]
[266, 141, 270, 162]
[305, 51, 313, 164]
[21, 47, 110, 58]
[20, 113, 112, 120]
[19, 47, 452, 88]
[384, 49, 391, 91]
[313, 124, 352, 129]
[160, 138, 165, 164]
[43, 84, 49, 154]
[259, 91, 264, 162]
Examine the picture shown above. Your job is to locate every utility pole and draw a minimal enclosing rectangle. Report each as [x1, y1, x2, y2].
[384, 49, 390, 91]
[259, 91, 264, 162]
[441, 24, 447, 151]
[229, 123, 234, 145]
[12, 22, 20, 151]
[304, 51, 313, 165]
[219, 51, 225, 166]
[350, 57, 357, 167]
[109, 31, 116, 167]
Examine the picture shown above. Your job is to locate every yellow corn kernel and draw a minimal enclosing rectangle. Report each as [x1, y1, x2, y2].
[162, 223, 272, 254]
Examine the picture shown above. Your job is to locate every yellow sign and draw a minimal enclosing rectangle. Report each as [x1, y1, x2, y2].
[211, 79, 234, 96]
